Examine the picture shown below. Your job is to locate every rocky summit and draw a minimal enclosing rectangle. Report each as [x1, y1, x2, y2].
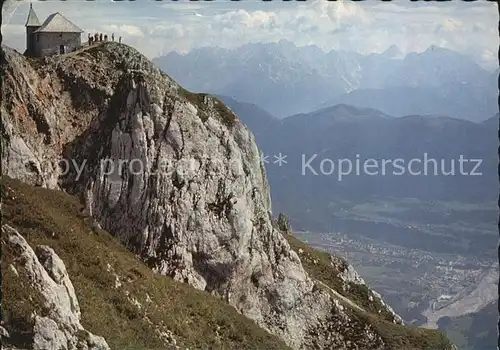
[1, 42, 454, 349]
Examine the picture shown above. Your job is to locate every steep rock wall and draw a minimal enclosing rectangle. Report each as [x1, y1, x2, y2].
[2, 43, 406, 349]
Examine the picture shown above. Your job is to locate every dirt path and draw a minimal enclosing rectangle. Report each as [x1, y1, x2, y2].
[316, 279, 366, 312]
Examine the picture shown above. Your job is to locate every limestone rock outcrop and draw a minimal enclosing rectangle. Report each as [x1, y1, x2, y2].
[1, 224, 110, 350]
[332, 256, 403, 324]
[1, 43, 426, 349]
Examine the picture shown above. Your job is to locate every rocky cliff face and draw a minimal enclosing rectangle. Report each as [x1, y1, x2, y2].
[2, 224, 109, 350]
[1, 43, 444, 349]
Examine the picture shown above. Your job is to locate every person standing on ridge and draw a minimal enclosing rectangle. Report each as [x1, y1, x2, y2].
[111, 33, 115, 41]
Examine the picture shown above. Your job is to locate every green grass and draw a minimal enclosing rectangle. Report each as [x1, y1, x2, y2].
[284, 234, 396, 322]
[283, 233, 455, 350]
[357, 312, 453, 350]
[1, 176, 289, 350]
[2, 248, 50, 349]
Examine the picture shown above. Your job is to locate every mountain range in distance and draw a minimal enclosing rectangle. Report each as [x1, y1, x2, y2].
[153, 40, 497, 122]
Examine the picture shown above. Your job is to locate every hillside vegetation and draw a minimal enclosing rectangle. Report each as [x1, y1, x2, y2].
[1, 176, 290, 350]
[284, 234, 454, 350]
[1, 42, 455, 349]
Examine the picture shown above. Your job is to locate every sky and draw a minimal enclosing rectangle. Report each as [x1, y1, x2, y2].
[2, 0, 498, 71]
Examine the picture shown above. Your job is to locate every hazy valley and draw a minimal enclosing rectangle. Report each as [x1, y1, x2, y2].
[221, 96, 497, 350]
[154, 41, 497, 349]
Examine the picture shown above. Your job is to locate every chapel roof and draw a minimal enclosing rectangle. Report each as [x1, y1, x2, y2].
[34, 12, 83, 33]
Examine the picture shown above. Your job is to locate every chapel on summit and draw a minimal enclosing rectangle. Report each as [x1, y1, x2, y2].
[25, 4, 83, 57]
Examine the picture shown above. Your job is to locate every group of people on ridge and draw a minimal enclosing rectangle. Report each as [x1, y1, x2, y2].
[88, 32, 122, 45]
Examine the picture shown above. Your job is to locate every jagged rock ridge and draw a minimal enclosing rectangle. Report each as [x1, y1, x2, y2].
[1, 43, 452, 349]
[2, 224, 110, 350]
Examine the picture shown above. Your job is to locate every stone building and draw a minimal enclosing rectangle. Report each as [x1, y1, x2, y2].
[25, 4, 83, 57]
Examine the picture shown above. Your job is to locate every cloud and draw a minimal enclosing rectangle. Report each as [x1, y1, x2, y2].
[160, 3, 205, 10]
[315, 0, 371, 24]
[101, 25, 144, 37]
[1, 0, 497, 70]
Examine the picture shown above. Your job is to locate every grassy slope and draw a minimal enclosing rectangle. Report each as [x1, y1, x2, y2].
[284, 234, 454, 350]
[1, 176, 289, 350]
